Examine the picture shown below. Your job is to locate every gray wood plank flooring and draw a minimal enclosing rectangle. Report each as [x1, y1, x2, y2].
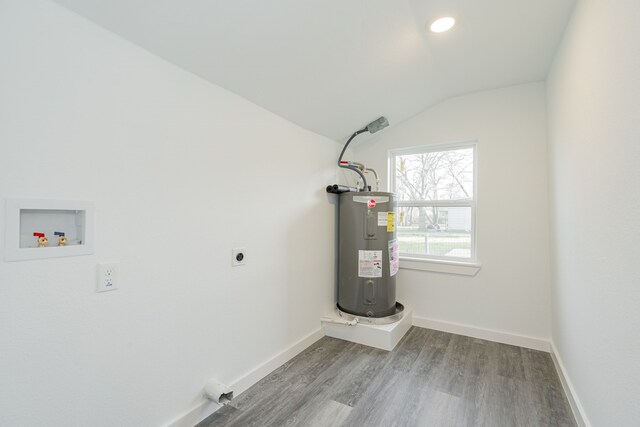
[197, 327, 576, 427]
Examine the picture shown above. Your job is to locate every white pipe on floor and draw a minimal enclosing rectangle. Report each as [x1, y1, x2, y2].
[321, 317, 359, 326]
[204, 378, 234, 405]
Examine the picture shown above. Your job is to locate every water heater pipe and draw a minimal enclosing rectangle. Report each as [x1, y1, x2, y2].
[321, 316, 359, 326]
[326, 184, 358, 194]
[337, 130, 368, 191]
[204, 378, 234, 405]
[336, 117, 389, 191]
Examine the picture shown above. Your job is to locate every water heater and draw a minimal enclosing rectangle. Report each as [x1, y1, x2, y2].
[338, 191, 399, 317]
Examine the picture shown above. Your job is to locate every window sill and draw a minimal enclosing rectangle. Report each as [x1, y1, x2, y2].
[399, 257, 481, 276]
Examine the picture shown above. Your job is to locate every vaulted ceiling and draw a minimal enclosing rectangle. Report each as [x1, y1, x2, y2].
[54, 0, 575, 141]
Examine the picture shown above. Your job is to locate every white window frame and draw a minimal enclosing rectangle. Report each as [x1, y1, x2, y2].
[388, 140, 478, 264]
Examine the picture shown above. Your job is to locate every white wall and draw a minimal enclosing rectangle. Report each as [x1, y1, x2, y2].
[352, 82, 552, 342]
[546, 0, 640, 425]
[0, 1, 338, 425]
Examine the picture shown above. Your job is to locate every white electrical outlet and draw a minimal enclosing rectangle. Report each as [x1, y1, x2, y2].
[97, 262, 119, 292]
[232, 248, 247, 266]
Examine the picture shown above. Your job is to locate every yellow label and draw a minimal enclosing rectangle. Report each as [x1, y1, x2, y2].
[387, 212, 395, 232]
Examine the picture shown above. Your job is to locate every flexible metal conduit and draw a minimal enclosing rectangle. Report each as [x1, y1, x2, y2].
[338, 129, 368, 191]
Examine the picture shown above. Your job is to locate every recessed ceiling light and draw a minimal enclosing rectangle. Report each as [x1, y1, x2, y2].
[430, 17, 456, 33]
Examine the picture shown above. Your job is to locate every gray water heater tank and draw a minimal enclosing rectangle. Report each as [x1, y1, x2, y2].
[338, 191, 398, 317]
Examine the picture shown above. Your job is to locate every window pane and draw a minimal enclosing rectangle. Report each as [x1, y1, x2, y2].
[397, 206, 472, 258]
[395, 147, 473, 201]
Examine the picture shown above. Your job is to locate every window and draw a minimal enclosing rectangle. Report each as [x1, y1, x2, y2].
[389, 142, 476, 262]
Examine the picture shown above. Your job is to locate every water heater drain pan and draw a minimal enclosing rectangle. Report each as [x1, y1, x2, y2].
[337, 302, 405, 325]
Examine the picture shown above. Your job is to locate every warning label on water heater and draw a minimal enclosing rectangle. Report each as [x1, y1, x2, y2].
[387, 212, 395, 232]
[358, 250, 383, 278]
[378, 212, 396, 231]
[388, 239, 399, 276]
[377, 212, 388, 226]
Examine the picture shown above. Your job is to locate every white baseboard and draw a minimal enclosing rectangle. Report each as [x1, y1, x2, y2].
[228, 328, 324, 396]
[165, 322, 588, 427]
[412, 316, 550, 352]
[550, 342, 591, 427]
[412, 317, 584, 427]
[164, 400, 220, 427]
[164, 328, 325, 427]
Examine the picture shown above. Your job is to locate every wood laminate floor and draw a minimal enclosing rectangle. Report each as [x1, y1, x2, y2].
[197, 327, 576, 427]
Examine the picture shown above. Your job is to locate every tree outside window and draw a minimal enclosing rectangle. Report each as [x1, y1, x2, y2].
[390, 143, 476, 261]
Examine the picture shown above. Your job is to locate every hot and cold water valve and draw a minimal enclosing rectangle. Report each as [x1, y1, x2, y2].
[32, 231, 68, 247]
[4, 198, 94, 261]
[54, 231, 68, 246]
[33, 232, 48, 247]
